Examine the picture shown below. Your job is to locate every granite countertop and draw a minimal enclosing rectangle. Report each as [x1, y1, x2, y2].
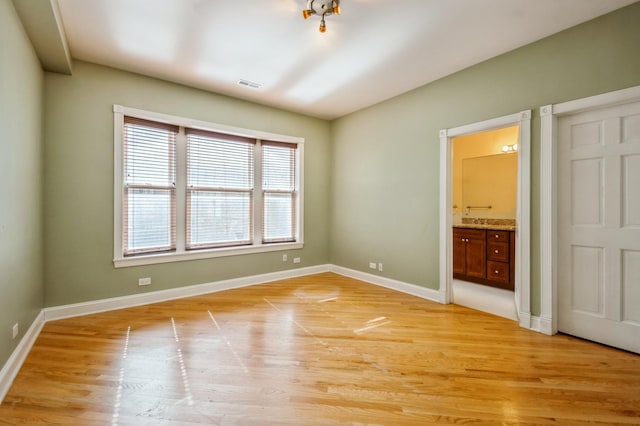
[453, 223, 516, 231]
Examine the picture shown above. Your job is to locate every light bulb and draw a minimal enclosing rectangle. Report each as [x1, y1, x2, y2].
[319, 18, 326, 33]
[302, 9, 312, 19]
[333, 5, 341, 14]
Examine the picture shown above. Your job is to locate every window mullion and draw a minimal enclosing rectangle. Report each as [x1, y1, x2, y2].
[175, 127, 187, 252]
[254, 141, 263, 245]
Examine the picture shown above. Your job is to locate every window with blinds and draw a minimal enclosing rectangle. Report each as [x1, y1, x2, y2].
[114, 106, 303, 267]
[123, 117, 177, 256]
[186, 129, 255, 249]
[262, 142, 298, 243]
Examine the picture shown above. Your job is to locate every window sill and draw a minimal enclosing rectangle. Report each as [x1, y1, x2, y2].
[113, 242, 303, 268]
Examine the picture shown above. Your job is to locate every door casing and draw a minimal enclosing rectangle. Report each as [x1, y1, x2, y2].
[439, 111, 531, 328]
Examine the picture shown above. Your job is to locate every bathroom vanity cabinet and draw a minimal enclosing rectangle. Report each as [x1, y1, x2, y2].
[453, 226, 515, 291]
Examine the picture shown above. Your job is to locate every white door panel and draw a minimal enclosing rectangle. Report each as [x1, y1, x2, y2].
[571, 158, 603, 226]
[622, 113, 640, 142]
[623, 154, 640, 226]
[622, 250, 640, 324]
[570, 245, 604, 316]
[558, 100, 640, 354]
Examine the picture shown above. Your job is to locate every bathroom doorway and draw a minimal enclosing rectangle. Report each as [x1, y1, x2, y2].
[451, 126, 519, 320]
[439, 111, 531, 327]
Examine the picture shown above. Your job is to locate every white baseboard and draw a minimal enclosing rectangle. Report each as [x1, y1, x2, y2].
[0, 310, 45, 404]
[518, 311, 532, 329]
[530, 315, 554, 335]
[44, 265, 331, 322]
[330, 265, 445, 303]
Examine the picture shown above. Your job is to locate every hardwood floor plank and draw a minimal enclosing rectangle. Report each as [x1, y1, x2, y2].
[1, 273, 639, 424]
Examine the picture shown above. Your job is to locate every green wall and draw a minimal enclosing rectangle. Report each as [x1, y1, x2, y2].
[4, 0, 640, 375]
[330, 2, 640, 315]
[43, 62, 331, 307]
[0, 0, 44, 368]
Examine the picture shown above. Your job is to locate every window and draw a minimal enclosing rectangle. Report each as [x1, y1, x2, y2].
[262, 142, 298, 243]
[186, 129, 255, 249]
[123, 117, 178, 255]
[114, 106, 303, 267]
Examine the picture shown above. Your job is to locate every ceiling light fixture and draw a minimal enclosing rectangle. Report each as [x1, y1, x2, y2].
[302, 0, 341, 33]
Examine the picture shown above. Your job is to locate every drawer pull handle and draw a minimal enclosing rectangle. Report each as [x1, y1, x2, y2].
[494, 270, 499, 274]
[494, 234, 499, 239]
[494, 249, 499, 253]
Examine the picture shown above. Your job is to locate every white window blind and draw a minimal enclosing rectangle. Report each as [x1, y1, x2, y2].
[123, 117, 178, 256]
[186, 129, 255, 249]
[262, 142, 297, 243]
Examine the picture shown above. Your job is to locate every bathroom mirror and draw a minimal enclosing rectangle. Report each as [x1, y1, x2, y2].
[461, 153, 517, 219]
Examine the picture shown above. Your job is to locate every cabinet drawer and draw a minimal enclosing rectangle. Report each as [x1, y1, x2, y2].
[453, 228, 485, 241]
[487, 261, 509, 284]
[487, 242, 509, 262]
[487, 230, 509, 242]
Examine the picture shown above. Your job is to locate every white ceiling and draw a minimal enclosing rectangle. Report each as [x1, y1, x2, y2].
[37, 0, 638, 119]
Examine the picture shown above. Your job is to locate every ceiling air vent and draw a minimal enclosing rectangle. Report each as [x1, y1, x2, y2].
[238, 79, 261, 89]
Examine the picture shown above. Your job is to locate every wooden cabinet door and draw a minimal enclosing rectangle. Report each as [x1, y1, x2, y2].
[509, 231, 515, 286]
[465, 237, 486, 279]
[452, 231, 467, 275]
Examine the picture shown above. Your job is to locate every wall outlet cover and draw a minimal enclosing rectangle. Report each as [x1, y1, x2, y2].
[138, 277, 152, 286]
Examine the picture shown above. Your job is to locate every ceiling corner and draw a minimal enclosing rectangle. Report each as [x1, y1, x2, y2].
[12, 0, 73, 75]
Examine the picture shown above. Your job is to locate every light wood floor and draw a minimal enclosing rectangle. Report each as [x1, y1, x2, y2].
[1, 273, 639, 425]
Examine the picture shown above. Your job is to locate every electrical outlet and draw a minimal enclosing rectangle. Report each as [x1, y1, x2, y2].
[12, 323, 19, 339]
[378, 263, 384, 272]
[138, 277, 152, 286]
[293, 257, 301, 264]
[369, 262, 377, 269]
[282, 254, 288, 262]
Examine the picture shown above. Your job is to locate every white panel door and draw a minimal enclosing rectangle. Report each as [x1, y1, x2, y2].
[558, 101, 640, 354]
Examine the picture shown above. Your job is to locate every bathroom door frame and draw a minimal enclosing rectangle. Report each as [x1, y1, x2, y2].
[439, 110, 532, 329]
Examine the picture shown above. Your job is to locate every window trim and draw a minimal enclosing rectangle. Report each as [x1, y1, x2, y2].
[113, 105, 304, 268]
